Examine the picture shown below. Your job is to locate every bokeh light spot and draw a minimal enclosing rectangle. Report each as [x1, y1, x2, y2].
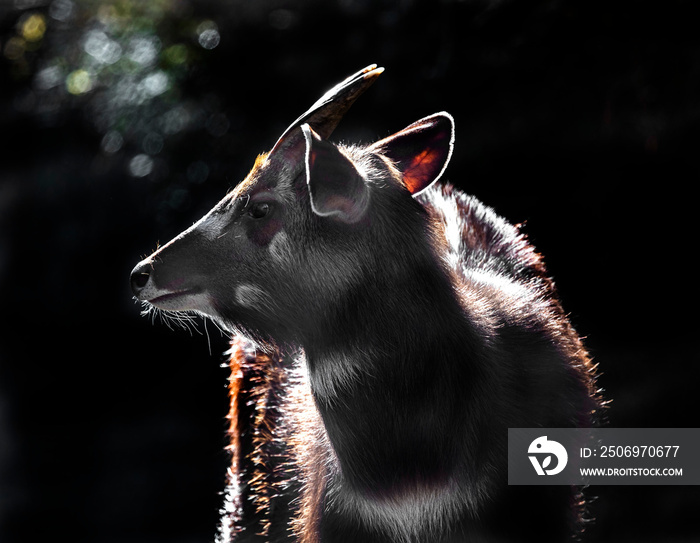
[196, 21, 220, 50]
[140, 71, 169, 97]
[128, 36, 160, 66]
[101, 130, 123, 154]
[49, 0, 74, 22]
[163, 43, 188, 65]
[161, 106, 190, 135]
[4, 37, 26, 61]
[142, 132, 164, 155]
[84, 29, 122, 64]
[66, 69, 92, 95]
[21, 13, 47, 42]
[129, 154, 154, 177]
[35, 65, 63, 89]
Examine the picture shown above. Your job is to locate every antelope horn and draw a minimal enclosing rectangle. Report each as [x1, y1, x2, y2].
[271, 64, 384, 152]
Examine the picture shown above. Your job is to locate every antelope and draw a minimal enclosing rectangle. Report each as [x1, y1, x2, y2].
[131, 65, 601, 543]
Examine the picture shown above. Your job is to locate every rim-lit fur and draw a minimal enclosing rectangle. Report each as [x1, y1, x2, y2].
[130, 68, 603, 543]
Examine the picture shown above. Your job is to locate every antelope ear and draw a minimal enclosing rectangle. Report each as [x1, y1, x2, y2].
[370, 112, 455, 196]
[303, 124, 370, 224]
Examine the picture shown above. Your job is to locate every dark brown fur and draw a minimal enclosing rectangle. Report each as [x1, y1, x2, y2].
[131, 67, 603, 543]
[216, 178, 601, 543]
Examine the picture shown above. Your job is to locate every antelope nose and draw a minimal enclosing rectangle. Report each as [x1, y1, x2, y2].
[130, 261, 152, 297]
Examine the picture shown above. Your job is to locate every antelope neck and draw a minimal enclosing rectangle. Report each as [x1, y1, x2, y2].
[301, 262, 479, 492]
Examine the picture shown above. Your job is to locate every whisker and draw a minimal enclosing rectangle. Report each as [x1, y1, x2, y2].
[136, 299, 226, 356]
[204, 318, 212, 356]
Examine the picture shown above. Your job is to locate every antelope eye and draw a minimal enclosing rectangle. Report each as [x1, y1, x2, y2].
[248, 201, 271, 219]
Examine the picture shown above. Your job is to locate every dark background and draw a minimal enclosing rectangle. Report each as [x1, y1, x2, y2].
[0, 1, 697, 542]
